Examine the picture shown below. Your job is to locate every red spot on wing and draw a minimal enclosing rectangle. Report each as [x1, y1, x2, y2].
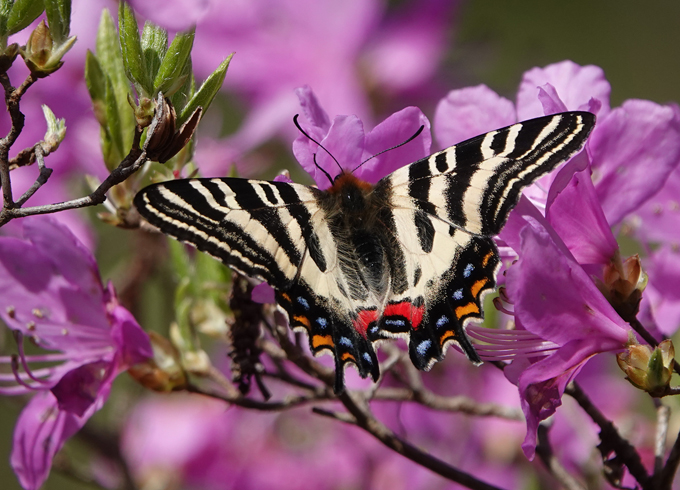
[384, 301, 425, 329]
[353, 309, 378, 337]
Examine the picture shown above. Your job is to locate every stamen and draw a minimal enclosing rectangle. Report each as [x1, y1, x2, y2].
[10, 356, 43, 391]
[467, 326, 559, 362]
[493, 297, 514, 316]
[12, 331, 50, 385]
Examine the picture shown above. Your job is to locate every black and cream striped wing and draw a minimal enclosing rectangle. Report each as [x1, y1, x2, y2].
[388, 111, 596, 236]
[371, 112, 595, 369]
[134, 178, 382, 389]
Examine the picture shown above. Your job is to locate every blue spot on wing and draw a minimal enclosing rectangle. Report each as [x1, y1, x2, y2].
[297, 296, 310, 310]
[436, 316, 449, 328]
[339, 337, 352, 347]
[463, 263, 474, 278]
[385, 319, 406, 327]
[452, 288, 464, 300]
[316, 317, 328, 329]
[362, 352, 373, 364]
[416, 340, 432, 356]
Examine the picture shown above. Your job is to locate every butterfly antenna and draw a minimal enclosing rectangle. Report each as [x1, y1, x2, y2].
[352, 125, 425, 174]
[294, 114, 341, 185]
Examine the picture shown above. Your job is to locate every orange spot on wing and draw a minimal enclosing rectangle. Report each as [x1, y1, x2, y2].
[293, 315, 310, 327]
[312, 335, 334, 349]
[482, 251, 494, 268]
[470, 278, 489, 298]
[341, 352, 356, 362]
[455, 302, 480, 319]
[440, 331, 456, 345]
[281, 293, 291, 303]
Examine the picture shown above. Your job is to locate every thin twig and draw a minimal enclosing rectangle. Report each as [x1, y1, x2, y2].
[659, 425, 680, 489]
[335, 390, 508, 490]
[186, 382, 332, 411]
[535, 424, 587, 490]
[565, 382, 650, 488]
[14, 147, 52, 207]
[0, 127, 146, 226]
[654, 401, 670, 476]
[269, 314, 509, 490]
[369, 387, 524, 420]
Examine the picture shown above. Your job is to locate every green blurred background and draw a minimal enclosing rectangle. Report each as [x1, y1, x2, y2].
[2, 0, 680, 488]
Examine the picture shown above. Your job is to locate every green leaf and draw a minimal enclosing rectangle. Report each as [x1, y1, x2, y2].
[118, 1, 151, 96]
[169, 56, 192, 111]
[84, 49, 106, 106]
[104, 73, 125, 166]
[153, 26, 194, 97]
[96, 8, 134, 150]
[141, 21, 167, 86]
[43, 0, 69, 44]
[6, 0, 44, 35]
[178, 53, 231, 126]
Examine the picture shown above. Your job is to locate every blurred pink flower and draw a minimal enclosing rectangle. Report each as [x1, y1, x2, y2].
[0, 217, 151, 489]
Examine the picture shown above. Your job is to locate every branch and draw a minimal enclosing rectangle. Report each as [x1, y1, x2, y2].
[565, 382, 650, 488]
[0, 127, 146, 226]
[186, 382, 333, 411]
[333, 390, 508, 490]
[535, 424, 587, 490]
[659, 424, 680, 489]
[267, 314, 509, 490]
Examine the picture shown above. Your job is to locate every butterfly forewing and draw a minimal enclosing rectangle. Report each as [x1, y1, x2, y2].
[134, 111, 596, 392]
[386, 111, 596, 236]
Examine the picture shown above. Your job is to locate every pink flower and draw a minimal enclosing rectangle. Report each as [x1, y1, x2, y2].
[292, 86, 431, 189]
[0, 217, 152, 490]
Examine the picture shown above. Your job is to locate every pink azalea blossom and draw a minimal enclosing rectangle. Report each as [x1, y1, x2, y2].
[292, 85, 431, 189]
[0, 217, 152, 490]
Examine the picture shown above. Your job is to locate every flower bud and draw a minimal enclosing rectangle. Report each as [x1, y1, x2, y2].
[19, 21, 76, 78]
[128, 332, 188, 392]
[143, 93, 202, 163]
[617, 338, 675, 397]
[599, 253, 646, 322]
[0, 43, 19, 73]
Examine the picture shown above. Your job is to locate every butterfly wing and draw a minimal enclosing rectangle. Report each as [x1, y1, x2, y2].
[372, 111, 595, 368]
[134, 178, 379, 391]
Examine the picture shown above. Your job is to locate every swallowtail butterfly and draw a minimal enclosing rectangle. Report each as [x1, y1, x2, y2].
[135, 111, 595, 392]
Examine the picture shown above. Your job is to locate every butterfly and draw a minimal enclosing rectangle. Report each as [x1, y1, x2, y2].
[134, 111, 595, 393]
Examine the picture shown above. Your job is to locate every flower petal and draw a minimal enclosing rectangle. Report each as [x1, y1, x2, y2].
[546, 166, 619, 266]
[109, 305, 153, 367]
[11, 390, 106, 490]
[24, 217, 102, 298]
[293, 114, 365, 189]
[589, 100, 680, 225]
[517, 340, 597, 459]
[516, 61, 611, 120]
[505, 217, 630, 346]
[295, 85, 331, 132]
[50, 360, 113, 416]
[360, 106, 431, 181]
[433, 85, 516, 148]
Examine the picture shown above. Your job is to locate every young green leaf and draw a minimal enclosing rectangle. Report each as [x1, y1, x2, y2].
[141, 21, 167, 85]
[178, 53, 231, 126]
[118, 1, 151, 96]
[96, 8, 135, 151]
[43, 0, 70, 44]
[154, 26, 194, 97]
[6, 0, 44, 36]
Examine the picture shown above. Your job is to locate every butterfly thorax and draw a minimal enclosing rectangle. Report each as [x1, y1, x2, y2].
[317, 172, 393, 299]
